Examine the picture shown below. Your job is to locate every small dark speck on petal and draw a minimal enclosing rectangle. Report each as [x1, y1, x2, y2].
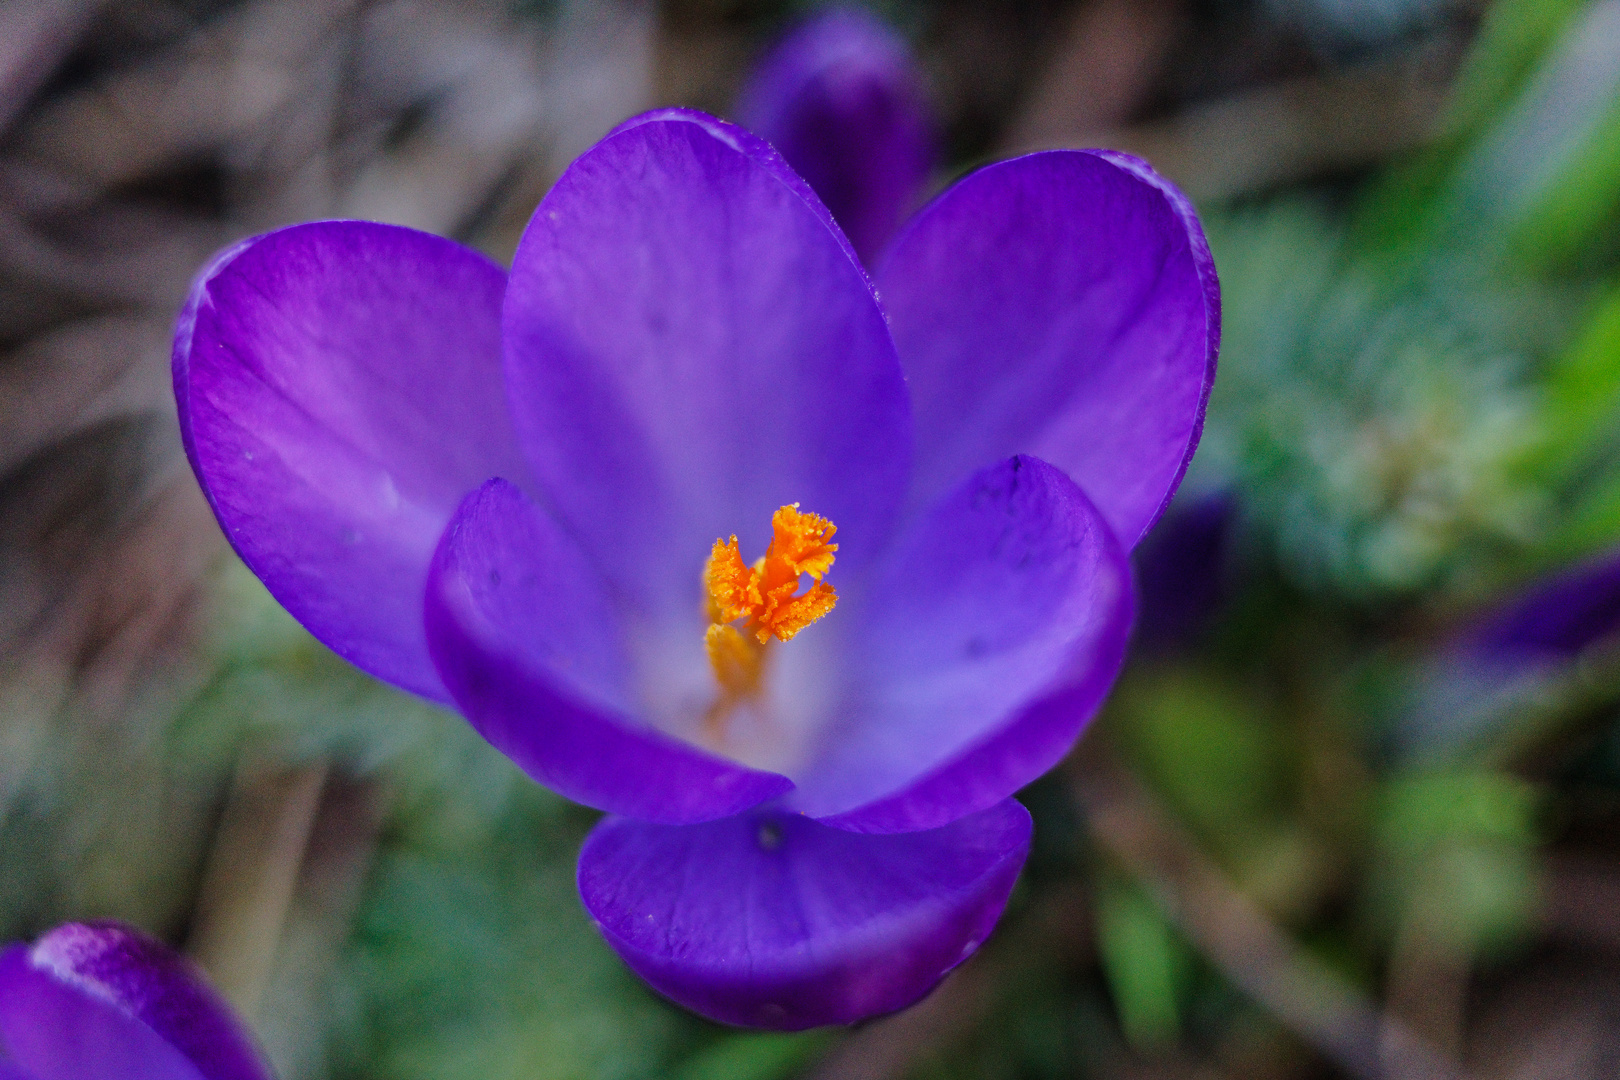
[489, 569, 501, 587]
[341, 528, 362, 545]
[756, 821, 783, 851]
[964, 636, 989, 658]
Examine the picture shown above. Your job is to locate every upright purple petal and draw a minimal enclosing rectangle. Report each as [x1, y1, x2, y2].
[175, 220, 530, 701]
[425, 479, 794, 823]
[876, 150, 1219, 550]
[792, 456, 1133, 832]
[739, 8, 936, 262]
[503, 109, 911, 627]
[578, 798, 1031, 1029]
[0, 923, 269, 1080]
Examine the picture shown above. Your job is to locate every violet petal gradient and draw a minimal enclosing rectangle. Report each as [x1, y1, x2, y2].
[425, 479, 793, 823]
[739, 8, 935, 262]
[876, 150, 1219, 550]
[578, 798, 1031, 1029]
[503, 109, 911, 622]
[175, 220, 529, 701]
[792, 456, 1134, 832]
[0, 923, 269, 1080]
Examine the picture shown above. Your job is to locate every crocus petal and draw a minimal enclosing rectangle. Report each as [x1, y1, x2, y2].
[791, 456, 1133, 832]
[503, 108, 911, 625]
[578, 798, 1031, 1029]
[425, 479, 793, 823]
[0, 923, 269, 1080]
[738, 8, 935, 262]
[876, 150, 1219, 550]
[175, 220, 529, 701]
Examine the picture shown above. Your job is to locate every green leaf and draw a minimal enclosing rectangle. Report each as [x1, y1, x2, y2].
[1547, 461, 1620, 559]
[1510, 95, 1620, 269]
[1110, 669, 1284, 843]
[1367, 770, 1543, 955]
[1095, 877, 1189, 1050]
[1378, 770, 1540, 853]
[1445, 0, 1587, 138]
[670, 1033, 833, 1080]
[1352, 0, 1586, 256]
[1535, 283, 1620, 478]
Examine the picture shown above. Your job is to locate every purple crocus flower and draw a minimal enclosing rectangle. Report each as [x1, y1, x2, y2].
[0, 922, 270, 1080]
[738, 7, 935, 262]
[172, 109, 1218, 1028]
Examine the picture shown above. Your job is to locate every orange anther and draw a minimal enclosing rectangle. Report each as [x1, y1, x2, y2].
[758, 580, 837, 643]
[705, 536, 760, 624]
[768, 504, 838, 581]
[700, 505, 840, 726]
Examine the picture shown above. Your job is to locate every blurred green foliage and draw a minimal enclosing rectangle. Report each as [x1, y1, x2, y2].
[1094, 874, 1192, 1050]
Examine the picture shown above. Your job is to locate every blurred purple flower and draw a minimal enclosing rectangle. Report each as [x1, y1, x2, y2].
[1407, 549, 1620, 754]
[738, 7, 935, 262]
[0, 922, 269, 1080]
[1463, 550, 1620, 662]
[173, 109, 1218, 1027]
[1133, 491, 1236, 650]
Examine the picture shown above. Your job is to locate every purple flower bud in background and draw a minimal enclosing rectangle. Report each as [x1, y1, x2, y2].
[1406, 549, 1620, 755]
[0, 922, 270, 1080]
[738, 7, 936, 262]
[1133, 491, 1236, 651]
[1463, 550, 1620, 662]
[172, 109, 1217, 1027]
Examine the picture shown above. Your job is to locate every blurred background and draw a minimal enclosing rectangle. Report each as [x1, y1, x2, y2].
[4, 0, 1620, 1077]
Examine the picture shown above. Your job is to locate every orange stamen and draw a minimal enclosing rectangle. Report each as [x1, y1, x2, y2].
[705, 536, 760, 624]
[700, 504, 839, 732]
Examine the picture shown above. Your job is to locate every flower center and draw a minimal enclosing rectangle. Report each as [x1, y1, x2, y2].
[701, 504, 838, 734]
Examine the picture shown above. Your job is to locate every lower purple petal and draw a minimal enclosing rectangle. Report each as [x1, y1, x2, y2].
[578, 798, 1031, 1029]
[426, 479, 793, 823]
[0, 923, 268, 1080]
[791, 456, 1134, 831]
